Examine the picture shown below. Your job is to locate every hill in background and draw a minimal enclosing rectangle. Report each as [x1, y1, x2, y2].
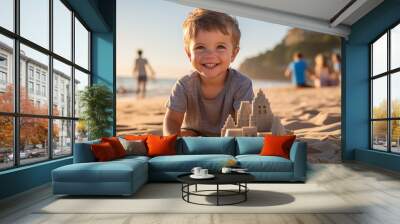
[238, 28, 341, 80]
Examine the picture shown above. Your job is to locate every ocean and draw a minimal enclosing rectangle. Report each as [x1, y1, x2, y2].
[117, 75, 290, 98]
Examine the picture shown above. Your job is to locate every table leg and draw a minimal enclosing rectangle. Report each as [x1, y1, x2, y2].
[217, 184, 219, 206]
[245, 183, 247, 201]
[195, 184, 197, 192]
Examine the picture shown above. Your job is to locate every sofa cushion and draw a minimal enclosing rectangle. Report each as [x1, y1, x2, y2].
[52, 159, 147, 183]
[73, 139, 100, 163]
[236, 155, 293, 172]
[236, 137, 264, 155]
[148, 154, 235, 172]
[179, 137, 235, 155]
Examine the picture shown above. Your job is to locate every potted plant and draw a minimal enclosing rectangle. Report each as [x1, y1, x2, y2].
[79, 84, 113, 140]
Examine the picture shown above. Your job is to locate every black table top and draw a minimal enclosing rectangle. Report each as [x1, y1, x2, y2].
[177, 172, 255, 185]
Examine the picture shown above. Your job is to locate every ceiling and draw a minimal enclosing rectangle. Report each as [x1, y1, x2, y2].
[166, 0, 384, 38]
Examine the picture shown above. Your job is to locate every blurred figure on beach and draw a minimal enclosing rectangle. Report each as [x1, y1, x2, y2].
[285, 52, 310, 88]
[331, 53, 341, 85]
[133, 49, 155, 98]
[312, 54, 331, 88]
[311, 53, 341, 88]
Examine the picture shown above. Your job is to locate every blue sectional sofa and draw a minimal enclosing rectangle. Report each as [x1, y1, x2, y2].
[52, 137, 307, 196]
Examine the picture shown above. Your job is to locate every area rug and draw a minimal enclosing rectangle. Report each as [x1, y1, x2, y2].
[37, 183, 361, 214]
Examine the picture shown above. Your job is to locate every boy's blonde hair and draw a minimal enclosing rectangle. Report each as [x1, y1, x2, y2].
[183, 8, 241, 51]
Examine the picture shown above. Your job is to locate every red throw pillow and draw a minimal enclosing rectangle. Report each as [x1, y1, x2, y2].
[260, 135, 296, 159]
[146, 134, 177, 157]
[101, 137, 126, 158]
[91, 142, 117, 161]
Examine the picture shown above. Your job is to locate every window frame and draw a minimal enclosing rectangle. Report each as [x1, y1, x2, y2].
[370, 20, 400, 154]
[0, 0, 92, 171]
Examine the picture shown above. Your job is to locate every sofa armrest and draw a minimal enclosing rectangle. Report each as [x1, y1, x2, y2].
[289, 141, 307, 181]
[73, 140, 100, 163]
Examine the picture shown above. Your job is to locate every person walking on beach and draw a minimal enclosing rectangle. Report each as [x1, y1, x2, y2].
[133, 49, 155, 98]
[285, 52, 310, 87]
[163, 8, 254, 137]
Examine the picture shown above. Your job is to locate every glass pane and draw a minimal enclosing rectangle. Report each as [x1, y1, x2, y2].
[53, 59, 72, 117]
[372, 121, 388, 151]
[20, 0, 49, 49]
[0, 34, 14, 112]
[75, 120, 88, 143]
[0, 0, 14, 31]
[372, 33, 387, 76]
[391, 24, 400, 70]
[53, 119, 72, 157]
[53, 0, 72, 60]
[391, 120, 400, 153]
[74, 69, 89, 118]
[74, 18, 89, 70]
[20, 44, 49, 115]
[20, 117, 49, 165]
[372, 77, 387, 119]
[0, 116, 14, 170]
[391, 72, 400, 118]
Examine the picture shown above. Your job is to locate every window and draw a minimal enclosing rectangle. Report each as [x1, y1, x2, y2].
[370, 23, 400, 154]
[41, 73, 46, 82]
[28, 81, 34, 94]
[53, 59, 72, 117]
[0, 1, 91, 170]
[0, 71, 6, 85]
[36, 84, 40, 95]
[75, 18, 89, 69]
[20, 0, 49, 49]
[42, 85, 46, 97]
[28, 67, 34, 80]
[53, 0, 72, 60]
[0, 0, 14, 32]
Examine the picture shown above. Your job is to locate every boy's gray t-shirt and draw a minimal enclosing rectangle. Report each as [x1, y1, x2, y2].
[166, 69, 254, 136]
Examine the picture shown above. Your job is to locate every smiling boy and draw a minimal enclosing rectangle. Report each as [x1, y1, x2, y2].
[163, 8, 254, 136]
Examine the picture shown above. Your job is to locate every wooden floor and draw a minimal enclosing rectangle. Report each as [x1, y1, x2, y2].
[1, 162, 400, 224]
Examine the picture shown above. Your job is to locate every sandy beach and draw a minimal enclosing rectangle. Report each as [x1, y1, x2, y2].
[117, 86, 341, 163]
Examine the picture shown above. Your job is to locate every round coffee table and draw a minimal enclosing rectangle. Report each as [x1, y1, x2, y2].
[177, 172, 255, 206]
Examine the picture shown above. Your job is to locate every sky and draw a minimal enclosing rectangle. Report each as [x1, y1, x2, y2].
[116, 0, 290, 78]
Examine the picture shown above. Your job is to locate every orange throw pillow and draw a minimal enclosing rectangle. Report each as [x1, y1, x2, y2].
[124, 135, 149, 141]
[146, 134, 177, 157]
[91, 142, 117, 161]
[260, 135, 296, 159]
[101, 137, 126, 158]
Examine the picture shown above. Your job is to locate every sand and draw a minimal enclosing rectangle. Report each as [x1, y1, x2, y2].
[116, 86, 341, 163]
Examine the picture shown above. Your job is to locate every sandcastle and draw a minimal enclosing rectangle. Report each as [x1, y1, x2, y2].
[221, 89, 289, 137]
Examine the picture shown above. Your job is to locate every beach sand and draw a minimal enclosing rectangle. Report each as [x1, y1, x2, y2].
[117, 86, 341, 163]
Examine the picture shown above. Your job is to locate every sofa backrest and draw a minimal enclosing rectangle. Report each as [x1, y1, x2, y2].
[235, 137, 264, 155]
[73, 139, 100, 163]
[177, 137, 235, 155]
